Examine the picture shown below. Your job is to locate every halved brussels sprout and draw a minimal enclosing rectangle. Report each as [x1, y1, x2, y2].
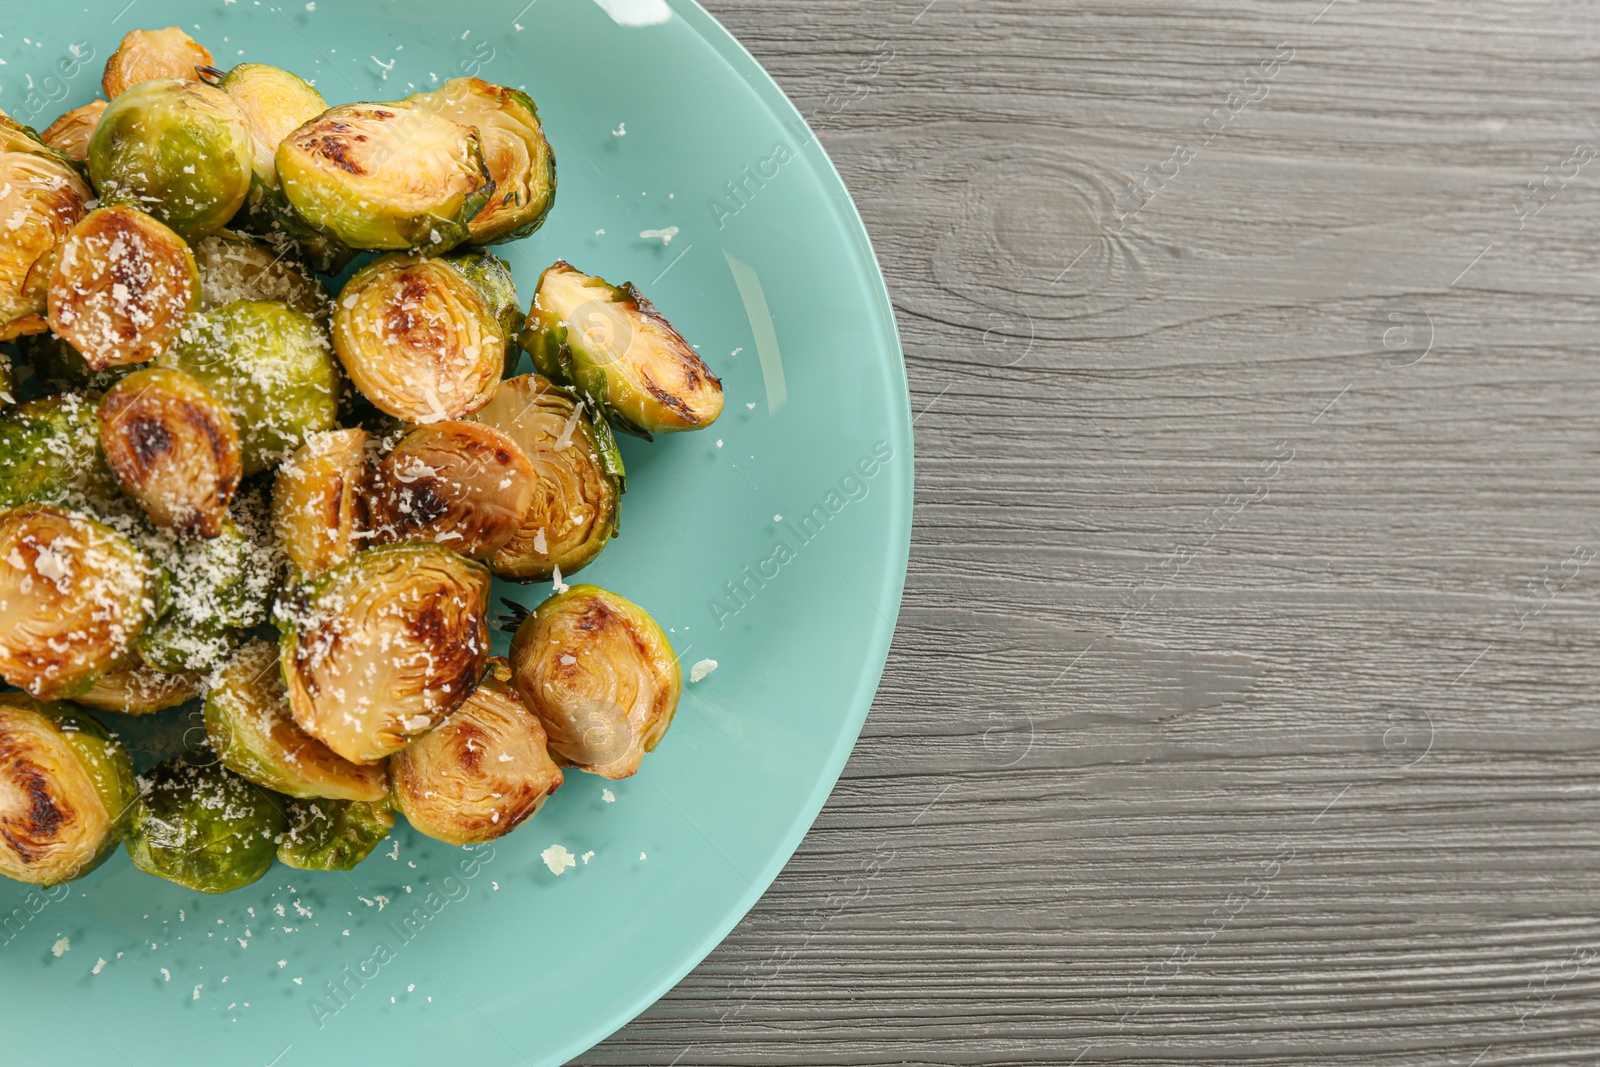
[102, 27, 213, 99]
[0, 694, 137, 885]
[408, 78, 555, 245]
[508, 585, 681, 779]
[332, 253, 507, 423]
[471, 374, 623, 581]
[0, 505, 162, 698]
[280, 544, 491, 764]
[160, 299, 341, 474]
[447, 249, 524, 351]
[138, 517, 277, 674]
[192, 232, 328, 319]
[206, 639, 388, 802]
[0, 392, 118, 509]
[0, 125, 92, 342]
[368, 421, 536, 560]
[391, 658, 562, 845]
[47, 205, 201, 370]
[125, 751, 288, 894]
[99, 368, 242, 538]
[277, 796, 392, 871]
[75, 655, 202, 715]
[88, 79, 251, 243]
[521, 262, 724, 437]
[277, 102, 493, 253]
[204, 63, 324, 194]
[272, 428, 371, 578]
[40, 100, 106, 163]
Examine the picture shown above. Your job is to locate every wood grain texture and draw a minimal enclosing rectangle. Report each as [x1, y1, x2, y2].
[580, 1, 1600, 1063]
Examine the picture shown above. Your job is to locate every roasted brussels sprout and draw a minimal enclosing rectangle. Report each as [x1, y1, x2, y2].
[391, 658, 562, 845]
[125, 751, 288, 894]
[368, 421, 536, 559]
[277, 796, 392, 871]
[206, 639, 387, 802]
[522, 261, 724, 437]
[470, 374, 623, 581]
[87, 79, 252, 243]
[408, 78, 555, 245]
[102, 27, 213, 99]
[277, 101, 493, 253]
[139, 517, 277, 673]
[0, 392, 117, 509]
[192, 232, 328, 318]
[205, 63, 323, 194]
[75, 655, 202, 715]
[447, 248, 524, 350]
[0, 505, 162, 698]
[280, 544, 491, 764]
[39, 100, 106, 163]
[331, 253, 508, 422]
[508, 585, 681, 779]
[0, 124, 92, 342]
[161, 299, 341, 474]
[99, 368, 242, 538]
[47, 205, 201, 370]
[0, 694, 137, 885]
[272, 428, 371, 578]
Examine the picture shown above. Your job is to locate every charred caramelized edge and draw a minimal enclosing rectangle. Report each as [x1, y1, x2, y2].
[0, 734, 67, 865]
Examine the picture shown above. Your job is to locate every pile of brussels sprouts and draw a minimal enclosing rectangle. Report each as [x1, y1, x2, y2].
[0, 27, 724, 894]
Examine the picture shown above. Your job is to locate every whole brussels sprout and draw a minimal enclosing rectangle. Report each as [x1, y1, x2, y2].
[391, 658, 563, 846]
[0, 505, 164, 699]
[470, 374, 623, 581]
[271, 428, 371, 579]
[206, 639, 387, 802]
[406, 78, 556, 245]
[88, 78, 252, 243]
[277, 797, 393, 871]
[125, 752, 288, 893]
[138, 517, 277, 674]
[276, 101, 492, 253]
[0, 694, 137, 885]
[99, 367, 242, 538]
[39, 100, 106, 163]
[102, 27, 213, 99]
[75, 654, 202, 715]
[331, 253, 508, 423]
[0, 123, 92, 342]
[161, 299, 341, 474]
[47, 205, 201, 370]
[521, 261, 724, 438]
[508, 585, 681, 780]
[0, 392, 119, 509]
[368, 421, 536, 560]
[192, 232, 329, 319]
[279, 543, 491, 764]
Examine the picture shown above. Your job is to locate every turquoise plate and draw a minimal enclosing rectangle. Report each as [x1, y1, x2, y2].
[0, 2, 910, 1064]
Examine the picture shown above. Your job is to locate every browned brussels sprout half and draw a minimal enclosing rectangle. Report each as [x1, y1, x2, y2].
[125, 752, 288, 894]
[102, 27, 214, 99]
[272, 428, 371, 578]
[522, 261, 724, 437]
[40, 100, 106, 163]
[47, 206, 201, 370]
[0, 694, 137, 885]
[332, 253, 508, 423]
[99, 368, 242, 538]
[75, 655, 202, 715]
[277, 102, 493, 253]
[0, 505, 162, 699]
[277, 796, 392, 871]
[369, 421, 536, 560]
[206, 639, 388, 802]
[87, 79, 252, 243]
[280, 544, 492, 764]
[192, 233, 329, 319]
[509, 585, 682, 779]
[0, 123, 92, 342]
[407, 78, 556, 245]
[391, 659, 563, 845]
[471, 374, 623, 581]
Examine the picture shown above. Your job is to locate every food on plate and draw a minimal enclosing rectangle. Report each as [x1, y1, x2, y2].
[125, 751, 287, 893]
[102, 27, 214, 98]
[367, 421, 536, 559]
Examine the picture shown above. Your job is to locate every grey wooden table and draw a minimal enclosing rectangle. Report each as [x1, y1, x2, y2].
[582, 1, 1600, 1063]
